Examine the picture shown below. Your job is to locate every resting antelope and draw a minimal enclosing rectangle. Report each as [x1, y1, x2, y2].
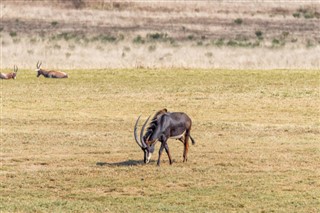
[134, 109, 195, 166]
[36, 61, 68, 78]
[0, 65, 18, 80]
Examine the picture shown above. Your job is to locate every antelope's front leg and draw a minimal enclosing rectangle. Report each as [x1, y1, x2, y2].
[164, 142, 173, 165]
[157, 143, 165, 166]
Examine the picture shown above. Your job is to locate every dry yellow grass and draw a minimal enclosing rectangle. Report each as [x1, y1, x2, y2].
[0, 68, 319, 212]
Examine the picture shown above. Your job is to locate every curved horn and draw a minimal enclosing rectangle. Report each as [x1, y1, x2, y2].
[36, 61, 42, 69]
[14, 65, 18, 72]
[140, 115, 151, 148]
[134, 115, 143, 148]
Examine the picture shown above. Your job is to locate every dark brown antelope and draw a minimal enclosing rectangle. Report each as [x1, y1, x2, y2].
[0, 65, 18, 80]
[134, 109, 195, 166]
[36, 61, 68, 78]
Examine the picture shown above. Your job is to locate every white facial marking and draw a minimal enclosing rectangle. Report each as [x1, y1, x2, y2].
[146, 153, 152, 163]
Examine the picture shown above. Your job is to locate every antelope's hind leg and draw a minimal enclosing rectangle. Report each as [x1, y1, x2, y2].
[183, 130, 190, 162]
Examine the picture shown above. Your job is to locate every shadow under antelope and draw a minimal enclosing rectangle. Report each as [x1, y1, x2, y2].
[0, 65, 18, 80]
[36, 61, 68, 78]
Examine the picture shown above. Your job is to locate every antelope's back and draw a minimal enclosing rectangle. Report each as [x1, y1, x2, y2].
[162, 112, 192, 129]
[51, 71, 68, 78]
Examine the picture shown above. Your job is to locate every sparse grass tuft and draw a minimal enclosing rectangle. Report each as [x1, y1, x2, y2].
[306, 39, 315, 48]
[272, 38, 285, 47]
[293, 8, 319, 19]
[65, 52, 71, 58]
[205, 52, 213, 57]
[133, 35, 145, 44]
[187, 35, 194, 40]
[148, 44, 157, 52]
[293, 12, 300, 18]
[9, 31, 17, 37]
[51, 21, 58, 26]
[212, 38, 225, 47]
[234, 18, 243, 25]
[147, 32, 167, 41]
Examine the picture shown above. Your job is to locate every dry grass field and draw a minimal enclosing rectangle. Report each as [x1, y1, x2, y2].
[1, 1, 320, 212]
[1, 68, 319, 212]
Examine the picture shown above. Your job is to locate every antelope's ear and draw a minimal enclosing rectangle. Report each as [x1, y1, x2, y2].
[163, 108, 168, 112]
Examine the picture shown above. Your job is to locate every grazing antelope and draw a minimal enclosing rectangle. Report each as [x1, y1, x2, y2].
[36, 61, 68, 78]
[134, 109, 195, 166]
[0, 65, 18, 80]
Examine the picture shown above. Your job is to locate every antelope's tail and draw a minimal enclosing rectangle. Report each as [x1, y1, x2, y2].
[190, 135, 195, 145]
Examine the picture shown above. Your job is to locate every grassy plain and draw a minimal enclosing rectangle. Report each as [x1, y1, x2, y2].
[0, 68, 319, 212]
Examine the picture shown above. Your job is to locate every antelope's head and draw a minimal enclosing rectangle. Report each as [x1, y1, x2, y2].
[35, 61, 42, 77]
[134, 115, 155, 164]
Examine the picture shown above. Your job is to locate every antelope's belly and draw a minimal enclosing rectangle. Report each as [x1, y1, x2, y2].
[170, 131, 185, 139]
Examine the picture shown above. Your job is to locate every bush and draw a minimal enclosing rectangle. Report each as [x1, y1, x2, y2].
[10, 32, 17, 37]
[197, 41, 203, 46]
[234, 18, 243, 25]
[216, 38, 225, 46]
[293, 8, 318, 19]
[147, 32, 167, 41]
[255, 30, 263, 38]
[272, 39, 280, 45]
[133, 35, 145, 44]
[282, 31, 289, 38]
[51, 21, 58, 26]
[227, 40, 237, 46]
[187, 35, 194, 40]
[304, 12, 314, 19]
[293, 12, 300, 18]
[100, 35, 116, 43]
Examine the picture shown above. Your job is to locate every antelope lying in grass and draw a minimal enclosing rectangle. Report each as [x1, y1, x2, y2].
[0, 65, 18, 80]
[134, 109, 195, 166]
[36, 61, 68, 78]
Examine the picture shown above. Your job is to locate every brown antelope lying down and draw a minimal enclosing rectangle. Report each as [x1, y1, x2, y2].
[0, 65, 18, 80]
[134, 108, 196, 166]
[36, 61, 68, 78]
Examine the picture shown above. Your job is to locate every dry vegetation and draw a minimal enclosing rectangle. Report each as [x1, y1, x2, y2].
[1, 1, 320, 212]
[0, 68, 319, 212]
[0, 0, 319, 69]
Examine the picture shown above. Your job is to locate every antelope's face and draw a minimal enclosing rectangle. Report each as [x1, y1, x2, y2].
[134, 115, 157, 164]
[12, 73, 17, 79]
[36, 69, 41, 77]
[143, 143, 155, 164]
